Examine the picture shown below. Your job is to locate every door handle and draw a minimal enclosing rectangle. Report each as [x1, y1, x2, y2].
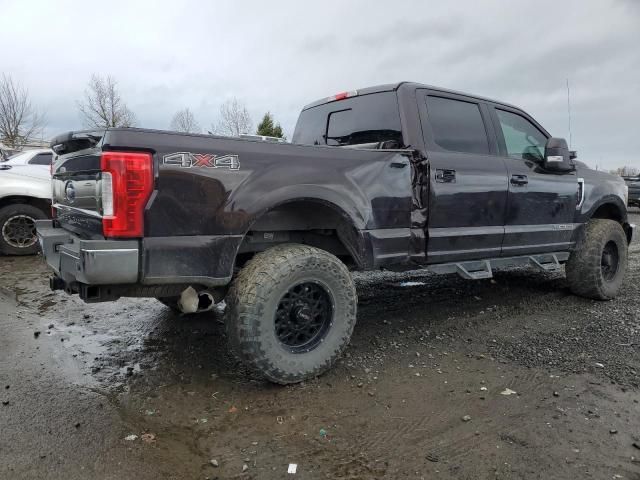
[511, 174, 528, 186]
[435, 169, 456, 183]
[390, 161, 407, 168]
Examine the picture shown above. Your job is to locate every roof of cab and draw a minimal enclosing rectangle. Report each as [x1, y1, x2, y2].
[302, 81, 520, 111]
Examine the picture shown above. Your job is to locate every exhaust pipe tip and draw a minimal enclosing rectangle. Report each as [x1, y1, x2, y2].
[178, 287, 215, 314]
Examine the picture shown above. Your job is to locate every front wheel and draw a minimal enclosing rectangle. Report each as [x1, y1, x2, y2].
[565, 219, 628, 300]
[225, 244, 357, 384]
[0, 204, 48, 255]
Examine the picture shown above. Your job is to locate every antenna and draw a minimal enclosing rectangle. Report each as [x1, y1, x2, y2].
[566, 78, 572, 149]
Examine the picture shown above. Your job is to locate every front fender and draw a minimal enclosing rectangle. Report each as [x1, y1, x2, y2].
[0, 171, 51, 200]
[580, 194, 628, 224]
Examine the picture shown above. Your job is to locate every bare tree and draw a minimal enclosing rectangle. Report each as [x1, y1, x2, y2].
[0, 74, 45, 149]
[212, 98, 252, 136]
[612, 166, 640, 177]
[170, 108, 201, 133]
[78, 74, 137, 128]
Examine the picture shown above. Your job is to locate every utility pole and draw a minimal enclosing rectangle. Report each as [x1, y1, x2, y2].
[566, 78, 572, 149]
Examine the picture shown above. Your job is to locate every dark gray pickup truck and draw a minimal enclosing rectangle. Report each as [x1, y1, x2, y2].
[37, 82, 635, 383]
[623, 176, 640, 207]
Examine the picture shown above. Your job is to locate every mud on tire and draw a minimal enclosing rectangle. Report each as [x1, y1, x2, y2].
[565, 218, 628, 300]
[225, 244, 357, 384]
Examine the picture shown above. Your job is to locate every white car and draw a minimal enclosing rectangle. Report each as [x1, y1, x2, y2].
[0, 149, 53, 255]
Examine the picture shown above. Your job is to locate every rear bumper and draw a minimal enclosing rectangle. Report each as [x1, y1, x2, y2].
[36, 220, 139, 286]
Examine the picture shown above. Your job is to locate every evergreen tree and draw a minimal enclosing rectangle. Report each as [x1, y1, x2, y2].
[256, 112, 285, 139]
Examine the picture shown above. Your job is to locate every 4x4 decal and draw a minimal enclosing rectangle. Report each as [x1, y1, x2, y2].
[163, 152, 240, 170]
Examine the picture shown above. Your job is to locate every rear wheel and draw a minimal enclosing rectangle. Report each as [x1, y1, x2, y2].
[225, 244, 357, 384]
[0, 204, 47, 255]
[565, 219, 628, 300]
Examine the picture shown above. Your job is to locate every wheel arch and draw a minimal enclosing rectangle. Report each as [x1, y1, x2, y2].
[240, 196, 370, 269]
[586, 197, 633, 243]
[0, 195, 51, 216]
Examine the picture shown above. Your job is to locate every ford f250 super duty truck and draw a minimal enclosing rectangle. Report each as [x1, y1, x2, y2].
[37, 82, 635, 384]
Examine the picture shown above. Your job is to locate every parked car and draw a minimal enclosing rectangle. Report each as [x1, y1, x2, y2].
[623, 175, 640, 207]
[37, 82, 635, 384]
[0, 149, 53, 255]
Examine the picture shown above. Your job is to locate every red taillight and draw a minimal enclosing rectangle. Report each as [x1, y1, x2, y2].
[100, 151, 153, 238]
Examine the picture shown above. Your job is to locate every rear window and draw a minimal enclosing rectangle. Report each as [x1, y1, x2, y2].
[29, 152, 53, 165]
[292, 92, 403, 147]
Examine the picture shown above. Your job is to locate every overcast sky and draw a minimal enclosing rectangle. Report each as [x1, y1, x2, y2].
[2, 0, 638, 169]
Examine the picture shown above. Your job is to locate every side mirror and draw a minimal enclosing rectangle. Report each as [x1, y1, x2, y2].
[543, 137, 575, 172]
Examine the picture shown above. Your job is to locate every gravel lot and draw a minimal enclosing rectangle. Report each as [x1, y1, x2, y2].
[1, 210, 639, 479]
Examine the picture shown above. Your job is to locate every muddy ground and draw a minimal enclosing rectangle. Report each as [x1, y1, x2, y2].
[1, 211, 639, 480]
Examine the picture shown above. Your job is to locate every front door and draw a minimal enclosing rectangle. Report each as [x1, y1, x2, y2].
[418, 91, 509, 263]
[490, 106, 579, 255]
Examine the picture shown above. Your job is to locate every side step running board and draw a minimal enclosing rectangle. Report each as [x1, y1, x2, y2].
[427, 252, 570, 280]
[529, 254, 562, 272]
[456, 260, 493, 280]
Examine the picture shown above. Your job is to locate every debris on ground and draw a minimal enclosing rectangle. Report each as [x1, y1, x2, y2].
[210, 459, 219, 467]
[288, 463, 297, 474]
[319, 428, 327, 438]
[141, 433, 156, 443]
[228, 405, 238, 413]
[124, 434, 138, 441]
[500, 388, 517, 396]
[462, 415, 472, 422]
[242, 464, 249, 472]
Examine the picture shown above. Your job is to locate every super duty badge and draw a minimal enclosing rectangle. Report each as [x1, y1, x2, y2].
[163, 152, 240, 170]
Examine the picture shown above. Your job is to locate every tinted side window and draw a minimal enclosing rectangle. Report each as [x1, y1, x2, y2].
[292, 92, 403, 147]
[425, 96, 490, 155]
[29, 153, 53, 165]
[496, 109, 547, 161]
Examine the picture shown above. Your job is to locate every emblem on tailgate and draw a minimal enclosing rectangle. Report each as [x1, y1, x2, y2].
[163, 152, 240, 170]
[64, 181, 76, 203]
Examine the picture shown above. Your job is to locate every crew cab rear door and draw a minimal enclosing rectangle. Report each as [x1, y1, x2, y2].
[417, 90, 508, 263]
[488, 105, 578, 255]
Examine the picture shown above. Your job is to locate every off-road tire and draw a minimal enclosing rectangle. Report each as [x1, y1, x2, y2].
[0, 204, 48, 256]
[225, 244, 357, 384]
[566, 219, 628, 300]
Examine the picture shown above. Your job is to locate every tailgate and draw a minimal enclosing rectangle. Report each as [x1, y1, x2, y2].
[51, 131, 106, 238]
